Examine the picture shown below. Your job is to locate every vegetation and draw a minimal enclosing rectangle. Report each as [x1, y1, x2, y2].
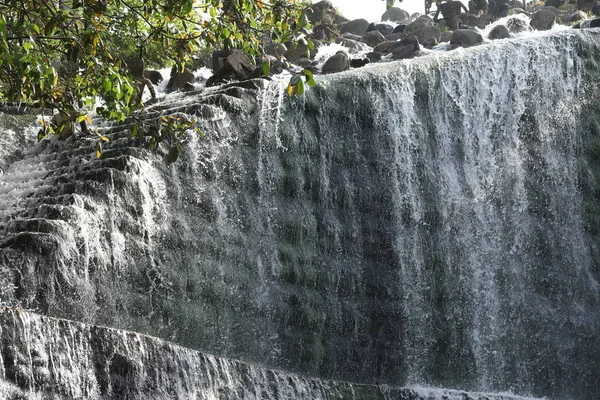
[0, 0, 310, 157]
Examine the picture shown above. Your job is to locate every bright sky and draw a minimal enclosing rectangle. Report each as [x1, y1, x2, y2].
[319, 0, 428, 23]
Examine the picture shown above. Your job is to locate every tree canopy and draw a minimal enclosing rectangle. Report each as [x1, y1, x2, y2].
[0, 0, 310, 147]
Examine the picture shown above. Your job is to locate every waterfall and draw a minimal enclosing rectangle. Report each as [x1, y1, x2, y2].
[1, 29, 599, 399]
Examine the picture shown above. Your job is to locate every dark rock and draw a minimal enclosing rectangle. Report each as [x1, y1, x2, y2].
[342, 32, 363, 41]
[577, 18, 600, 28]
[375, 23, 395, 36]
[165, 68, 195, 92]
[321, 51, 350, 74]
[391, 35, 420, 59]
[339, 18, 370, 36]
[450, 29, 483, 47]
[284, 41, 312, 62]
[313, 23, 337, 41]
[488, 24, 510, 39]
[374, 41, 393, 55]
[306, 0, 334, 24]
[392, 24, 408, 34]
[366, 52, 383, 62]
[361, 30, 386, 47]
[530, 9, 556, 30]
[407, 17, 433, 32]
[422, 37, 438, 48]
[413, 26, 441, 46]
[568, 10, 587, 22]
[335, 37, 367, 52]
[460, 13, 488, 28]
[205, 52, 259, 88]
[506, 16, 530, 33]
[350, 58, 370, 68]
[143, 70, 163, 85]
[381, 6, 410, 22]
[385, 33, 408, 42]
[440, 31, 453, 42]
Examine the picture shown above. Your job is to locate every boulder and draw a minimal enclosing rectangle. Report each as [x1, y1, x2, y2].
[440, 31, 453, 42]
[506, 16, 530, 33]
[391, 35, 420, 59]
[366, 51, 383, 62]
[166, 68, 195, 92]
[450, 29, 483, 47]
[321, 51, 350, 74]
[374, 40, 394, 54]
[381, 7, 410, 22]
[422, 37, 439, 48]
[340, 18, 370, 36]
[576, 18, 600, 28]
[143, 69, 163, 85]
[413, 26, 441, 46]
[530, 9, 555, 30]
[407, 17, 433, 32]
[366, 23, 395, 36]
[488, 24, 510, 39]
[341, 32, 363, 41]
[568, 10, 587, 22]
[205, 52, 259, 87]
[392, 24, 408, 34]
[313, 23, 337, 41]
[361, 30, 386, 47]
[335, 37, 367, 52]
[284, 41, 311, 62]
[350, 58, 370, 68]
[385, 33, 408, 41]
[460, 13, 488, 28]
[307, 0, 334, 24]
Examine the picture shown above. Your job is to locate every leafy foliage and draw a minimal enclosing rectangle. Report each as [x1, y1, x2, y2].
[0, 0, 309, 156]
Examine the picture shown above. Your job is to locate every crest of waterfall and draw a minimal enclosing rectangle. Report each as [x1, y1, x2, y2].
[0, 29, 599, 399]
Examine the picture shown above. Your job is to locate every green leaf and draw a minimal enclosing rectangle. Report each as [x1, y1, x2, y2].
[290, 74, 301, 86]
[209, 6, 216, 18]
[262, 60, 270, 77]
[30, 23, 40, 35]
[306, 39, 314, 51]
[297, 79, 304, 95]
[303, 69, 316, 87]
[103, 80, 112, 92]
[130, 125, 138, 138]
[166, 146, 180, 163]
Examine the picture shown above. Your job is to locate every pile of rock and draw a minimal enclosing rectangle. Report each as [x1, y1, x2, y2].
[155, 0, 593, 90]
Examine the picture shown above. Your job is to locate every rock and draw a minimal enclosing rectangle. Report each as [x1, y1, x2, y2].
[374, 40, 393, 54]
[366, 51, 383, 62]
[307, 0, 334, 24]
[422, 37, 439, 48]
[205, 52, 259, 88]
[440, 31, 453, 42]
[143, 69, 163, 85]
[576, 18, 600, 28]
[263, 38, 287, 58]
[568, 10, 587, 22]
[488, 24, 510, 39]
[530, 9, 555, 30]
[284, 41, 311, 62]
[506, 16, 530, 33]
[392, 24, 408, 34]
[460, 13, 488, 28]
[313, 23, 337, 41]
[350, 58, 370, 68]
[361, 30, 386, 47]
[381, 7, 410, 22]
[413, 26, 441, 46]
[391, 35, 420, 59]
[545, 0, 564, 7]
[407, 17, 433, 32]
[366, 23, 395, 36]
[450, 29, 483, 47]
[385, 33, 408, 41]
[335, 37, 367, 52]
[340, 18, 370, 36]
[321, 51, 350, 74]
[166, 68, 195, 92]
[342, 32, 363, 41]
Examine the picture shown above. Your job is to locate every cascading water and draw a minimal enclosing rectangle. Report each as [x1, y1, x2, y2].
[0, 28, 599, 399]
